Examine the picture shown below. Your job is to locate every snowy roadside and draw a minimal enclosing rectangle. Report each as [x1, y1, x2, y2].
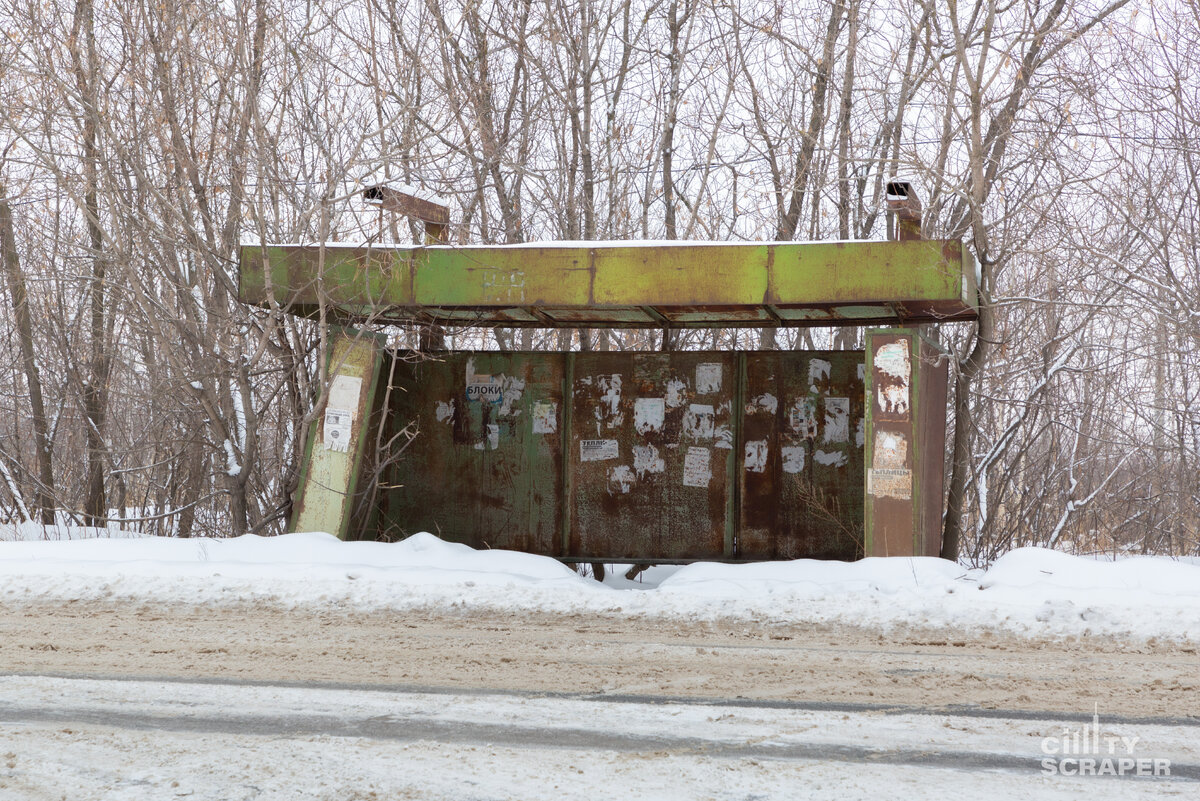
[1, 526, 1198, 643]
[5, 674, 1196, 801]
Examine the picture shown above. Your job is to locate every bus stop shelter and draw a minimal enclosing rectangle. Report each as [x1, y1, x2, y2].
[239, 213, 977, 561]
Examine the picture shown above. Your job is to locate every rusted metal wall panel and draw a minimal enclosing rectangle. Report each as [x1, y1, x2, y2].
[371, 349, 875, 562]
[917, 335, 949, 557]
[864, 330, 917, 556]
[739, 352, 865, 561]
[862, 328, 950, 558]
[378, 352, 565, 553]
[568, 353, 737, 560]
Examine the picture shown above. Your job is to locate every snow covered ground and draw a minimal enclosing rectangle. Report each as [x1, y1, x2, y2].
[2, 526, 1198, 642]
[1, 674, 1196, 801]
[2, 526, 1198, 800]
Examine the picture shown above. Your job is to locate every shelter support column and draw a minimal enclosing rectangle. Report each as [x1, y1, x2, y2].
[863, 328, 948, 557]
[289, 329, 388, 539]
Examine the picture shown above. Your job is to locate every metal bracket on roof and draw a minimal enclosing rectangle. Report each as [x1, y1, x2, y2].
[362, 183, 450, 244]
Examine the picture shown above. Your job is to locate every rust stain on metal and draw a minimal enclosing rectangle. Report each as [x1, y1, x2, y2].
[540, 307, 657, 324]
[568, 353, 735, 560]
[738, 351, 865, 561]
[916, 336, 949, 556]
[371, 350, 872, 562]
[375, 352, 565, 554]
[657, 305, 774, 323]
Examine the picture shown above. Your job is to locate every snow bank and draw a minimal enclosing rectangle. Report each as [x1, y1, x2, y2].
[1, 528, 1197, 642]
[981, 546, 1200, 597]
[658, 555, 965, 597]
[0, 522, 147, 541]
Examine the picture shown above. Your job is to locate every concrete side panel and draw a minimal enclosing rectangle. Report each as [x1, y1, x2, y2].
[290, 331, 387, 539]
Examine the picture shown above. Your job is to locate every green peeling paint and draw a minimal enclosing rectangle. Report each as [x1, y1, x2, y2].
[239, 240, 977, 326]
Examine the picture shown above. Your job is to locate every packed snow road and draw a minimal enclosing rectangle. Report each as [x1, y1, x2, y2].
[1, 602, 1199, 799]
[0, 672, 1198, 800]
[1, 602, 1197, 717]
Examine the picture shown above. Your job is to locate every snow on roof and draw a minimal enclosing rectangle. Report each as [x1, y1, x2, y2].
[249, 238, 872, 249]
[353, 175, 451, 208]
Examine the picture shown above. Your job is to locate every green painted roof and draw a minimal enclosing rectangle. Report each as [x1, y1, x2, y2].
[239, 239, 977, 328]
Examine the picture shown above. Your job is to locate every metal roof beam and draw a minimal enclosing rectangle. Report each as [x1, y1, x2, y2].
[239, 240, 977, 328]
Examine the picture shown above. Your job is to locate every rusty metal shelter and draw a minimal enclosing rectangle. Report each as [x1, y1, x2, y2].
[239, 188, 977, 561]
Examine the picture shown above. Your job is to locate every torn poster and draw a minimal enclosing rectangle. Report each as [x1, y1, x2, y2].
[682, 446, 712, 488]
[533, 401, 557, 434]
[823, 397, 850, 443]
[323, 408, 352, 452]
[580, 439, 619, 462]
[695, 363, 722, 394]
[473, 423, 500, 451]
[744, 440, 769, 473]
[329, 375, 363, 412]
[781, 446, 806, 474]
[683, 404, 715, 441]
[634, 398, 666, 434]
[868, 467, 912, 499]
[873, 430, 908, 469]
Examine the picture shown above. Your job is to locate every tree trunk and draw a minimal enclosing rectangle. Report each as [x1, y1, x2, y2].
[776, 0, 844, 240]
[72, 0, 111, 526]
[0, 188, 56, 523]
